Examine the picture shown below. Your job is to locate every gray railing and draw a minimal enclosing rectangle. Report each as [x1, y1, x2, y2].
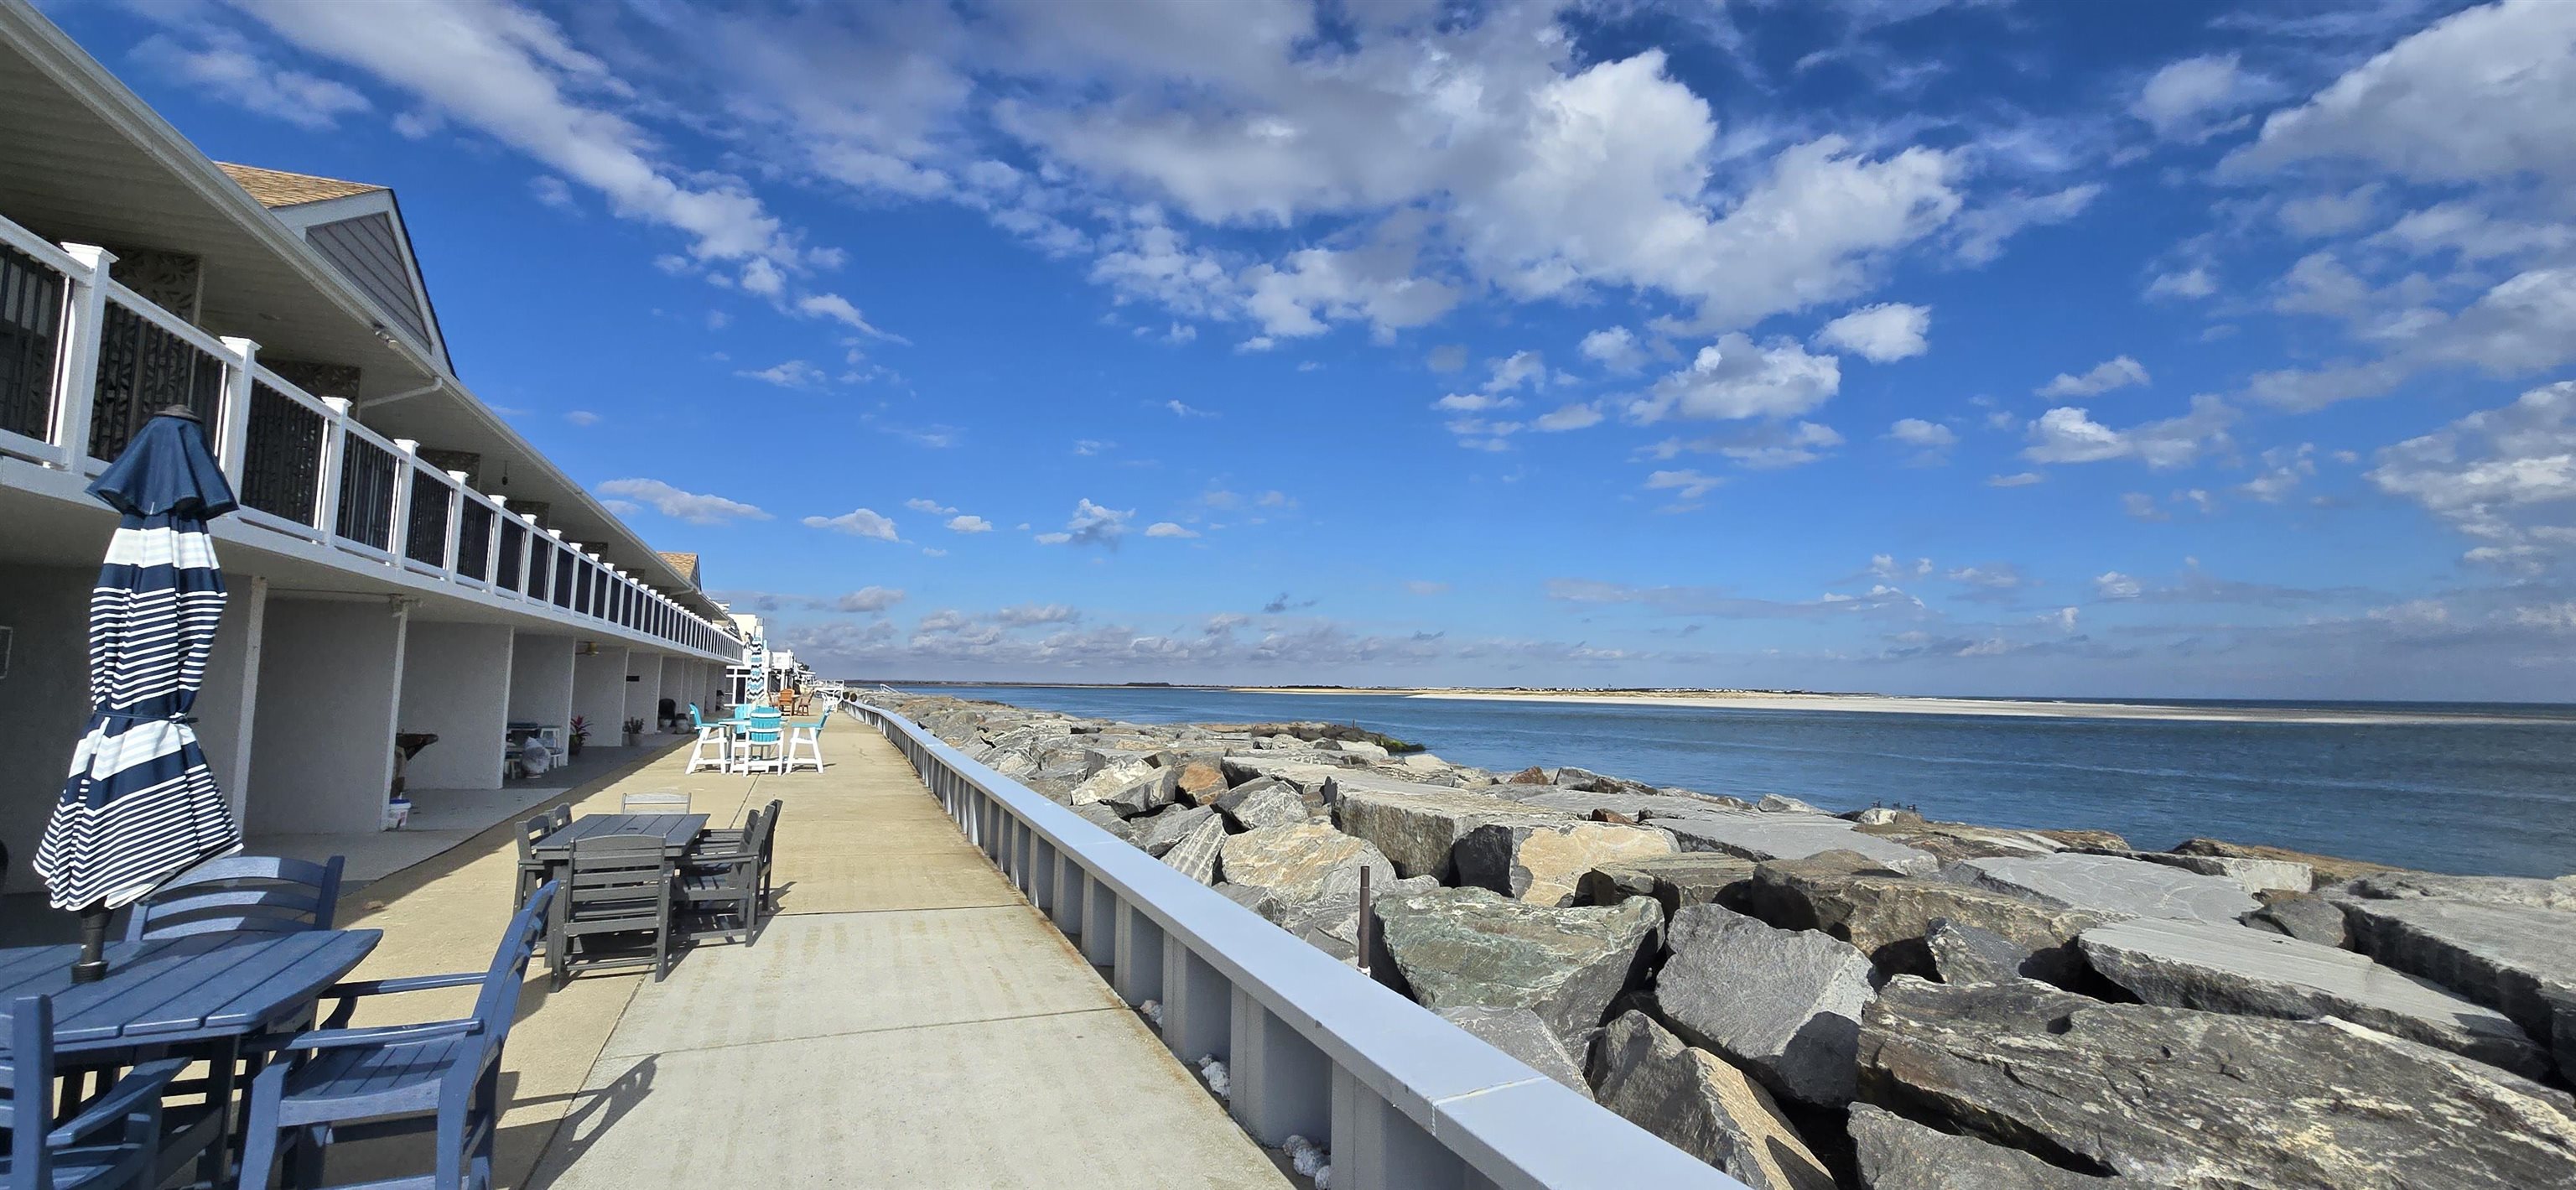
[843, 697, 1748, 1190]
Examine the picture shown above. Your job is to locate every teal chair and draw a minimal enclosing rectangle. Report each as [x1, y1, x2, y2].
[684, 704, 728, 773]
[730, 709, 786, 773]
[783, 706, 831, 772]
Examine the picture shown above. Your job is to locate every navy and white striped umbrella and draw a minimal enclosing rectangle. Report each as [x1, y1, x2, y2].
[35, 407, 243, 912]
[746, 637, 769, 697]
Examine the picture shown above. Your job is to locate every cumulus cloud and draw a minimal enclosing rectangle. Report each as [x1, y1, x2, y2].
[802, 507, 900, 540]
[134, 30, 372, 131]
[2369, 381, 2576, 569]
[2132, 53, 2274, 142]
[1145, 522, 1200, 538]
[1534, 403, 1605, 432]
[835, 585, 906, 613]
[1627, 335, 1841, 424]
[1040, 498, 1133, 548]
[595, 478, 770, 524]
[2095, 571, 2143, 600]
[906, 498, 957, 514]
[2023, 397, 2234, 470]
[1887, 418, 1956, 448]
[1814, 303, 1930, 362]
[946, 514, 994, 533]
[2037, 356, 2151, 398]
[1581, 326, 1649, 373]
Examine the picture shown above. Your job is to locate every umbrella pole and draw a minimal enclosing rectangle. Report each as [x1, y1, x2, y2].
[72, 902, 112, 982]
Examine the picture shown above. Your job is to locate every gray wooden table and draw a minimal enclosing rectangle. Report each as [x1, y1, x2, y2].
[530, 813, 709, 860]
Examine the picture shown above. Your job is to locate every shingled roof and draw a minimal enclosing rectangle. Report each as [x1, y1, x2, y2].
[217, 163, 386, 209]
[658, 551, 702, 587]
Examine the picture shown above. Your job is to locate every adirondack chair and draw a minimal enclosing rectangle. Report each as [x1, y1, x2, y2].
[233, 882, 557, 1190]
[619, 790, 690, 813]
[124, 854, 345, 941]
[550, 835, 676, 986]
[2, 995, 187, 1190]
[678, 808, 770, 945]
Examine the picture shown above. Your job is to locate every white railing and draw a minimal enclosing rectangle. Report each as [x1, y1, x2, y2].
[842, 697, 1752, 1190]
[0, 210, 742, 661]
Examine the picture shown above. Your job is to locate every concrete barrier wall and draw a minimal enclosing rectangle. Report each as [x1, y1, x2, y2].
[844, 697, 1751, 1190]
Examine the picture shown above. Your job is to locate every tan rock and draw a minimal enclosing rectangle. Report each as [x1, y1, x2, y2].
[1456, 820, 1678, 907]
[1176, 760, 1229, 805]
[1589, 1011, 1834, 1190]
[1218, 822, 1394, 909]
[1333, 785, 1575, 881]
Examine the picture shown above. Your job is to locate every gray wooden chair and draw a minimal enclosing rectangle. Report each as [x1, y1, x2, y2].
[512, 812, 553, 910]
[234, 882, 557, 1190]
[702, 798, 783, 912]
[619, 791, 688, 813]
[550, 834, 676, 986]
[678, 809, 771, 946]
[124, 854, 345, 941]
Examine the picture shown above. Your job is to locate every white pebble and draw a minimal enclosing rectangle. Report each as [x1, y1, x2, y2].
[1197, 1056, 1230, 1099]
[1283, 1135, 1329, 1177]
[1140, 1000, 1163, 1026]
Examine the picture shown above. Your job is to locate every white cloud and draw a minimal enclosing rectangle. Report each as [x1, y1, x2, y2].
[2095, 571, 2143, 600]
[1644, 469, 1723, 499]
[1869, 554, 1933, 581]
[2277, 184, 2381, 237]
[1434, 392, 1519, 413]
[1887, 418, 1956, 448]
[906, 498, 957, 514]
[1144, 522, 1200, 538]
[802, 507, 901, 540]
[1534, 403, 1604, 432]
[739, 360, 828, 389]
[2023, 397, 2234, 469]
[1256, 491, 1296, 509]
[835, 585, 906, 614]
[563, 409, 601, 427]
[2024, 408, 2127, 464]
[1166, 400, 1215, 417]
[1041, 499, 1133, 548]
[1814, 303, 1930, 363]
[2132, 53, 2272, 142]
[1987, 471, 2044, 487]
[1626, 334, 1841, 424]
[1072, 439, 1113, 456]
[2122, 491, 2169, 522]
[2369, 381, 2576, 569]
[1947, 184, 2101, 266]
[2038, 356, 2151, 398]
[946, 514, 994, 533]
[135, 31, 372, 131]
[2145, 268, 2217, 301]
[795, 293, 905, 342]
[2241, 444, 2318, 503]
[595, 478, 770, 524]
[1581, 326, 1649, 374]
[991, 603, 1081, 627]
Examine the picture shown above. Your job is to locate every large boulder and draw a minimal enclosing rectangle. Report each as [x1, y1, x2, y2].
[1174, 759, 1229, 805]
[1924, 919, 2044, 985]
[1101, 766, 1182, 816]
[1752, 865, 2111, 984]
[1218, 756, 1343, 801]
[1854, 820, 2068, 865]
[1068, 760, 1154, 807]
[1218, 823, 1394, 911]
[1587, 1011, 1835, 1190]
[1435, 1006, 1591, 1098]
[1132, 803, 1217, 858]
[2171, 837, 2390, 885]
[2335, 870, 2576, 912]
[1375, 886, 1660, 1041]
[1858, 976, 2576, 1188]
[2078, 917, 2547, 1077]
[1072, 801, 1139, 844]
[1215, 779, 1310, 831]
[1657, 809, 1935, 871]
[1946, 854, 2259, 924]
[1846, 1104, 2124, 1189]
[1333, 786, 1569, 880]
[2243, 894, 2350, 947]
[1654, 906, 1876, 1105]
[1505, 788, 1751, 821]
[1158, 816, 1224, 885]
[2115, 850, 2313, 895]
[1579, 855, 1759, 917]
[2332, 895, 2576, 1076]
[1454, 820, 1676, 907]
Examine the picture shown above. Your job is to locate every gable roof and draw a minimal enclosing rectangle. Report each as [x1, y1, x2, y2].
[216, 163, 385, 209]
[658, 551, 702, 588]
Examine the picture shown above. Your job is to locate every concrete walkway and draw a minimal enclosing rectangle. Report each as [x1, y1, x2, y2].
[324, 721, 1293, 1189]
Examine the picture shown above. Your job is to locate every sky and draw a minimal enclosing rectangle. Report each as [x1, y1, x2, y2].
[49, 0, 2576, 699]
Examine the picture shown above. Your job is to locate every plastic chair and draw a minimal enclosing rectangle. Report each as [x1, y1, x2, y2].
[729, 710, 785, 774]
[551, 836, 674, 986]
[125, 854, 345, 942]
[684, 703, 728, 773]
[512, 813, 553, 910]
[782, 706, 830, 772]
[679, 808, 770, 946]
[3, 995, 187, 1190]
[234, 883, 557, 1190]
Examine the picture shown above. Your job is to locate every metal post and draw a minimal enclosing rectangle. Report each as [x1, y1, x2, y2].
[1159, 945, 1230, 1063]
[1331, 1067, 1464, 1190]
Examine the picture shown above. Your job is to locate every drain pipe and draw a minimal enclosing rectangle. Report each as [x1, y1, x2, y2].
[356, 376, 444, 411]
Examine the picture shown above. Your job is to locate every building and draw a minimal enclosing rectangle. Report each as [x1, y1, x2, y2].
[0, 5, 746, 888]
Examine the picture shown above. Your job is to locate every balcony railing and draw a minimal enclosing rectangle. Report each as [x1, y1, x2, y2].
[0, 212, 743, 661]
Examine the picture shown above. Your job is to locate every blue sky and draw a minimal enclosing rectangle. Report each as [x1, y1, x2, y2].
[57, 0, 2576, 699]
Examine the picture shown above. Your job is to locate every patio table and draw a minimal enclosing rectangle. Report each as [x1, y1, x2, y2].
[530, 813, 709, 861]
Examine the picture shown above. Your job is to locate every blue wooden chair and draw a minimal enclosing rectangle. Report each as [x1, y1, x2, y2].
[3, 994, 187, 1190]
[233, 882, 558, 1190]
[124, 855, 345, 942]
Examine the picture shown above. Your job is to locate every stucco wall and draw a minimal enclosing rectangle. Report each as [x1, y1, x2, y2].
[247, 598, 407, 834]
[570, 644, 628, 748]
[0, 565, 97, 893]
[397, 621, 514, 790]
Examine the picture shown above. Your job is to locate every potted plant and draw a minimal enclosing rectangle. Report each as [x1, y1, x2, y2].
[568, 716, 589, 758]
[621, 716, 644, 746]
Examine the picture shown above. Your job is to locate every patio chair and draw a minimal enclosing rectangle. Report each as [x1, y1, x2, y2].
[551, 834, 676, 986]
[728, 710, 786, 775]
[782, 706, 832, 772]
[513, 813, 553, 909]
[549, 803, 573, 832]
[125, 854, 345, 941]
[620, 790, 690, 813]
[233, 882, 557, 1190]
[683, 704, 728, 773]
[3, 994, 188, 1190]
[678, 808, 771, 946]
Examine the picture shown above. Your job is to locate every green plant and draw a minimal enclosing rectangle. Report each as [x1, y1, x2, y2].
[569, 715, 590, 744]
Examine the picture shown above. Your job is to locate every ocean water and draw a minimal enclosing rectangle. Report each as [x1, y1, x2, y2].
[886, 685, 2576, 880]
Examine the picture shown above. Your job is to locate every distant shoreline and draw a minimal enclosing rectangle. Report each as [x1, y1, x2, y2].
[1227, 687, 2558, 725]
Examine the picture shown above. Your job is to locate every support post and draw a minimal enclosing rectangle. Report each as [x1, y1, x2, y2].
[1113, 903, 1164, 1007]
[1230, 987, 1332, 1146]
[1331, 1067, 1464, 1190]
[1159, 945, 1230, 1064]
[1082, 876, 1118, 966]
[51, 244, 113, 469]
[215, 335, 257, 481]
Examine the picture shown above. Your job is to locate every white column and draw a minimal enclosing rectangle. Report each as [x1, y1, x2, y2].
[194, 574, 267, 824]
[569, 642, 628, 752]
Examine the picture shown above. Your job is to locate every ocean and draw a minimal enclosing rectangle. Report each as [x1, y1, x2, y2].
[886, 685, 2576, 880]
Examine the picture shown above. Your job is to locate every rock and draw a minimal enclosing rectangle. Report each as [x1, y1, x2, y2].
[1505, 788, 1751, 822]
[1855, 820, 2068, 864]
[2078, 917, 2547, 1077]
[1158, 817, 1224, 885]
[1102, 766, 1182, 816]
[1554, 765, 1648, 794]
[1215, 881, 1284, 924]
[1217, 781, 1310, 831]
[1218, 823, 1394, 911]
[2244, 893, 2350, 947]
[1758, 793, 1825, 814]
[1332, 786, 1570, 881]
[1436, 1006, 1592, 1098]
[2170, 836, 2388, 885]
[1849, 807, 1918, 827]
[1587, 1011, 1835, 1190]
[1218, 756, 1343, 801]
[1133, 804, 1218, 858]
[1846, 1104, 2122, 1189]
[1072, 801, 1139, 843]
[2333, 896, 2576, 1073]
[1579, 855, 1759, 918]
[1925, 919, 2042, 985]
[1858, 976, 2576, 1188]
[1505, 765, 1551, 784]
[1654, 905, 1876, 1105]
[1375, 886, 1660, 1041]
[1175, 759, 1229, 805]
[1454, 820, 1676, 907]
[1284, 874, 1437, 965]
[1752, 866, 2110, 985]
[1330, 739, 1390, 761]
[1067, 759, 1154, 807]
[2120, 850, 2312, 895]
[2335, 870, 2576, 912]
[1946, 854, 2259, 925]
[1657, 809, 1935, 871]
[2032, 829, 2128, 852]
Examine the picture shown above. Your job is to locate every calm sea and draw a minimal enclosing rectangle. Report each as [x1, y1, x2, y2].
[886, 685, 2576, 880]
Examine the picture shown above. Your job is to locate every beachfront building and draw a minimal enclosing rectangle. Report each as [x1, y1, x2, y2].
[0, 6, 745, 891]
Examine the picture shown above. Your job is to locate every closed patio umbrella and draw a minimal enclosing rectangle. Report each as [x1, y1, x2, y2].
[34, 404, 244, 981]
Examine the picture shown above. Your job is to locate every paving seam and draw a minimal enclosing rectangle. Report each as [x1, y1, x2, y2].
[609, 1003, 1135, 1060]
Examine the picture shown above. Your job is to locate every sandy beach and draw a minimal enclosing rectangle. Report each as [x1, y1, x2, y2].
[1233, 687, 2555, 725]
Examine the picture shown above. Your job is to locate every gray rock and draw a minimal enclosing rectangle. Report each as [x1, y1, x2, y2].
[1553, 765, 1649, 795]
[1587, 1011, 1835, 1190]
[1216, 822, 1394, 911]
[2119, 850, 2313, 895]
[1925, 918, 2042, 985]
[1752, 865, 2111, 985]
[1375, 886, 1660, 1041]
[1505, 789, 1750, 821]
[2336, 870, 2576, 912]
[1173, 758, 1229, 805]
[1067, 758, 1156, 807]
[1158, 816, 1224, 885]
[2244, 893, 2350, 947]
[1947, 854, 2259, 924]
[1855, 820, 2071, 864]
[1072, 801, 1138, 843]
[1102, 766, 1182, 816]
[1329, 739, 1390, 761]
[1656, 809, 1935, 871]
[1849, 807, 1914, 827]
[1284, 874, 1437, 966]
[2079, 917, 2546, 1077]
[1578, 855, 1759, 918]
[1218, 755, 1343, 801]
[1332, 786, 1571, 880]
[1847, 1104, 2122, 1189]
[1654, 905, 1876, 1105]
[1218, 782, 1310, 831]
[2334, 895, 2576, 1073]
[1436, 1006, 1592, 1098]
[1758, 793, 1825, 814]
[1859, 976, 2576, 1188]
[2169, 836, 2390, 885]
[1214, 881, 1284, 924]
[1453, 819, 1677, 907]
[1131, 803, 1216, 858]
